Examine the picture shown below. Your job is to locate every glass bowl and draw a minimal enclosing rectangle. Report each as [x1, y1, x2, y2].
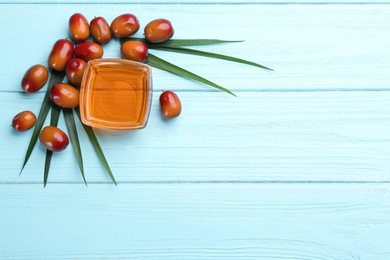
[79, 59, 152, 130]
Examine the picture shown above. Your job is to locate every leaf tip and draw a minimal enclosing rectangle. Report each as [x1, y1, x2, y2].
[82, 174, 88, 187]
[225, 89, 237, 97]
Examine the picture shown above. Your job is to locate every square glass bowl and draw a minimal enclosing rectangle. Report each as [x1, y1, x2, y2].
[79, 59, 152, 130]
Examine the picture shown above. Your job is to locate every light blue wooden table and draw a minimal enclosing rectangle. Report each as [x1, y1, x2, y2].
[1, 0, 390, 259]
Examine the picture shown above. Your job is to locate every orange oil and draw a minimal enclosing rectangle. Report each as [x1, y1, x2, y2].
[80, 59, 152, 130]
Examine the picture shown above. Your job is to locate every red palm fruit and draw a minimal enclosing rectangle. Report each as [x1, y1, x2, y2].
[39, 126, 69, 152]
[21, 64, 48, 93]
[121, 40, 148, 63]
[90, 16, 111, 45]
[69, 13, 90, 42]
[12, 111, 36, 131]
[159, 90, 182, 119]
[75, 41, 103, 62]
[144, 18, 174, 43]
[111, 13, 140, 38]
[50, 83, 80, 108]
[48, 39, 74, 71]
[66, 58, 87, 87]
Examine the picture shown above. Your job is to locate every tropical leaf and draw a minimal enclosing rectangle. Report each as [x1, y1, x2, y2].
[44, 149, 53, 187]
[63, 108, 87, 186]
[75, 109, 117, 185]
[121, 38, 242, 48]
[156, 46, 273, 71]
[146, 53, 236, 96]
[43, 104, 61, 187]
[20, 70, 65, 175]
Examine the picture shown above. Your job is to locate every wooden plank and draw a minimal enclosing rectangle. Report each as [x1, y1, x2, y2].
[0, 183, 389, 259]
[3, 91, 390, 183]
[0, 4, 389, 92]
[2, 1, 390, 4]
[1, 3, 389, 260]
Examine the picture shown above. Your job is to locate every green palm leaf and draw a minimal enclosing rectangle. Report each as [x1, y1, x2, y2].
[156, 46, 273, 71]
[44, 104, 61, 187]
[20, 70, 65, 175]
[121, 38, 242, 48]
[63, 108, 86, 186]
[75, 109, 117, 185]
[146, 53, 236, 96]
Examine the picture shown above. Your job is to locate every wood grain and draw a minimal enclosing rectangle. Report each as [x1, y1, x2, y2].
[1, 2, 389, 259]
[3, 91, 390, 183]
[0, 5, 389, 92]
[0, 183, 389, 259]
[2, 0, 390, 3]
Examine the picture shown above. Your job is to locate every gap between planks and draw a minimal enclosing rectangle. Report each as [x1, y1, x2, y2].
[1, 2, 390, 5]
[2, 180, 390, 185]
[5, 88, 390, 95]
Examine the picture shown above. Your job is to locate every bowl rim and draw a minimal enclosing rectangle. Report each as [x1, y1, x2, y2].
[79, 58, 153, 130]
